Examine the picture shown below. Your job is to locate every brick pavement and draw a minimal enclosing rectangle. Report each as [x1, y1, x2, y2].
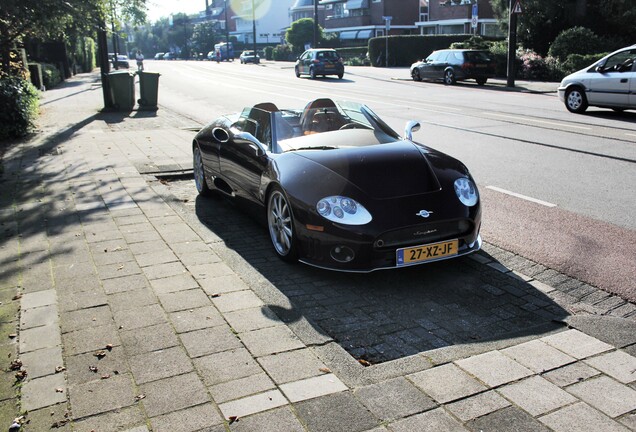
[0, 71, 634, 431]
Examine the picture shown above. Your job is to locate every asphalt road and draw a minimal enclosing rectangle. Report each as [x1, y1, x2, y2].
[143, 59, 636, 301]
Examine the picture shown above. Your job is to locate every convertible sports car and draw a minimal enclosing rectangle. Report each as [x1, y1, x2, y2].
[192, 98, 481, 272]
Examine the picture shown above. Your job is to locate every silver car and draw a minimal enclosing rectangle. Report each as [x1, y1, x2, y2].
[558, 44, 636, 113]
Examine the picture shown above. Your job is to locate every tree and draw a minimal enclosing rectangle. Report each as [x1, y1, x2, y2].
[285, 18, 323, 53]
[490, 0, 635, 56]
[191, 21, 219, 56]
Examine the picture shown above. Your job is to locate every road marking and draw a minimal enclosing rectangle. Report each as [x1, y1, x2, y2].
[626, 133, 636, 138]
[486, 186, 557, 207]
[487, 113, 592, 130]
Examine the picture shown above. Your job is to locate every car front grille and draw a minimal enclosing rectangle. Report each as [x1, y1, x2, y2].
[374, 220, 472, 250]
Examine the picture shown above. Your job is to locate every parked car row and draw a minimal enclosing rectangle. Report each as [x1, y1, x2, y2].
[153, 52, 177, 60]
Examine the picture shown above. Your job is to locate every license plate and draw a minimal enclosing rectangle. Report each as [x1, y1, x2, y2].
[476, 64, 487, 68]
[396, 239, 459, 266]
[325, 64, 334, 69]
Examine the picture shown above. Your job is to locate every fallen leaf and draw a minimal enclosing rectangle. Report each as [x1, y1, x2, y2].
[15, 370, 27, 380]
[358, 359, 371, 367]
[94, 350, 107, 358]
[210, 293, 220, 298]
[105, 344, 113, 351]
[117, 265, 125, 270]
[228, 416, 239, 424]
[319, 367, 331, 374]
[8, 334, 16, 339]
[55, 366, 66, 373]
[55, 388, 64, 393]
[89, 365, 98, 373]
[9, 359, 22, 371]
[51, 419, 69, 428]
[12, 294, 22, 301]
[135, 394, 146, 401]
[101, 374, 110, 379]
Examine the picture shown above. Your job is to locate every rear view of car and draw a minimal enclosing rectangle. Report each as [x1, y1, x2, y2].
[295, 49, 345, 80]
[411, 49, 495, 85]
[240, 50, 260, 64]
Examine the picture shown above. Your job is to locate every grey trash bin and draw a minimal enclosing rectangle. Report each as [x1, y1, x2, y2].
[108, 70, 135, 111]
[137, 71, 160, 110]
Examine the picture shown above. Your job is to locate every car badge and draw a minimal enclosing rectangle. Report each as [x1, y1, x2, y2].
[415, 210, 433, 218]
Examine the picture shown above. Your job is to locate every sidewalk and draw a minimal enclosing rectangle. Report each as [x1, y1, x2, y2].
[0, 72, 634, 432]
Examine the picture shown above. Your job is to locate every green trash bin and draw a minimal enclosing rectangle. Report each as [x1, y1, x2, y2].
[108, 70, 135, 111]
[137, 71, 160, 110]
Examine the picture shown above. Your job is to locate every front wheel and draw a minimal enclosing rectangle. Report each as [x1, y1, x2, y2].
[193, 145, 212, 196]
[444, 69, 456, 85]
[267, 187, 297, 262]
[476, 78, 487, 85]
[295, 66, 300, 78]
[411, 69, 422, 82]
[310, 67, 316, 80]
[565, 87, 588, 113]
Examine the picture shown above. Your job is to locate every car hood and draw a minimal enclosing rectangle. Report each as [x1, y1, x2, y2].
[293, 141, 441, 199]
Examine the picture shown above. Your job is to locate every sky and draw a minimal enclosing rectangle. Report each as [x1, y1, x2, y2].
[146, 0, 206, 22]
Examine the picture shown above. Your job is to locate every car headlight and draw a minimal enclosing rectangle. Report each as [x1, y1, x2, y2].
[454, 178, 478, 207]
[316, 196, 372, 225]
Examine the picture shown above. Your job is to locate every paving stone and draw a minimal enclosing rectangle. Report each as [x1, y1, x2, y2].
[178, 250, 222, 267]
[180, 325, 242, 358]
[92, 249, 135, 266]
[389, 407, 467, 432]
[539, 402, 630, 432]
[467, 406, 550, 432]
[150, 274, 199, 294]
[140, 372, 210, 417]
[97, 260, 143, 280]
[143, 261, 187, 280]
[542, 362, 601, 387]
[294, 391, 379, 432]
[618, 412, 636, 430]
[19, 324, 62, 353]
[355, 377, 436, 422]
[224, 306, 283, 333]
[73, 406, 146, 432]
[128, 239, 168, 255]
[108, 287, 157, 312]
[120, 323, 179, 356]
[20, 304, 58, 329]
[150, 403, 224, 432]
[584, 350, 636, 384]
[113, 304, 167, 331]
[194, 348, 263, 386]
[240, 325, 305, 357]
[21, 372, 67, 410]
[456, 351, 533, 388]
[219, 389, 288, 420]
[446, 390, 510, 422]
[129, 346, 193, 384]
[198, 273, 250, 295]
[20, 289, 56, 309]
[62, 324, 120, 356]
[212, 290, 265, 313]
[58, 288, 108, 312]
[528, 280, 555, 294]
[226, 406, 305, 432]
[60, 305, 113, 333]
[497, 375, 577, 416]
[407, 362, 487, 403]
[541, 329, 613, 360]
[258, 348, 328, 385]
[20, 346, 63, 379]
[135, 249, 178, 268]
[24, 403, 72, 432]
[121, 229, 163, 244]
[65, 346, 129, 385]
[280, 373, 348, 403]
[501, 339, 576, 373]
[567, 375, 636, 418]
[55, 273, 101, 295]
[157, 288, 211, 312]
[210, 372, 276, 404]
[169, 306, 225, 333]
[102, 273, 150, 295]
[187, 263, 235, 282]
[69, 374, 137, 419]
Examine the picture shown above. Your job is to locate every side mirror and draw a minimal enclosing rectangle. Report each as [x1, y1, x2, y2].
[234, 131, 266, 156]
[404, 121, 421, 141]
[212, 127, 230, 143]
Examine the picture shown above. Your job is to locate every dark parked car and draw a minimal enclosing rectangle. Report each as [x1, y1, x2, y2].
[192, 98, 481, 272]
[110, 54, 130, 69]
[239, 50, 260, 64]
[295, 49, 344, 80]
[410, 49, 495, 85]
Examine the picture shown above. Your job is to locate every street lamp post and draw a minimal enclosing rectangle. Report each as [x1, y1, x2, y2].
[251, 0, 257, 55]
[225, 0, 230, 45]
[313, 0, 319, 48]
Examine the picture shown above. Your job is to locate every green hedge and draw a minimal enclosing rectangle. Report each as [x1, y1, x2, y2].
[369, 34, 496, 67]
[0, 75, 39, 141]
[561, 52, 608, 75]
[42, 63, 62, 89]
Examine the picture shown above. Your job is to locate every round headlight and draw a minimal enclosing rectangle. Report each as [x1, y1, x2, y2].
[316, 196, 372, 225]
[454, 178, 478, 207]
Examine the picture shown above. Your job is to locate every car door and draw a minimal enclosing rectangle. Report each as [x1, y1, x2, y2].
[219, 108, 270, 202]
[587, 49, 636, 107]
[298, 51, 310, 74]
[430, 51, 450, 81]
[418, 52, 439, 80]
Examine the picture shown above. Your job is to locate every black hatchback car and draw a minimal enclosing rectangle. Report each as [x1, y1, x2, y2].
[410, 49, 495, 85]
[295, 49, 344, 80]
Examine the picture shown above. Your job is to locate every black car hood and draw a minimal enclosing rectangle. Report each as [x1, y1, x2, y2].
[294, 141, 441, 199]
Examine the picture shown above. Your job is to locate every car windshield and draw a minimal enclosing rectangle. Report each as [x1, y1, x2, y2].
[232, 100, 401, 154]
[244, 51, 255, 56]
[317, 51, 338, 60]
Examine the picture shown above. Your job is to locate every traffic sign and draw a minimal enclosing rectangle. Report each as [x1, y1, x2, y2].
[471, 3, 478, 28]
[512, 0, 522, 13]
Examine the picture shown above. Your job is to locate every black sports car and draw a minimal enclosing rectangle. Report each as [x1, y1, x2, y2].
[192, 98, 481, 272]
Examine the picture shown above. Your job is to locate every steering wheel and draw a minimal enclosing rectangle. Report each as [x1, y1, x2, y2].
[339, 123, 362, 130]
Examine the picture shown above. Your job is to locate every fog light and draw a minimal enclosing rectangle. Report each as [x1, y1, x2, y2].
[330, 245, 355, 263]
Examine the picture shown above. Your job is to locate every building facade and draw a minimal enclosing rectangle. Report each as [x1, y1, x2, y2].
[417, 0, 504, 37]
[230, 0, 295, 44]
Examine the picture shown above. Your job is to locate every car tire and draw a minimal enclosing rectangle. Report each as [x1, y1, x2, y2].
[612, 107, 626, 112]
[338, 73, 343, 79]
[412, 69, 422, 81]
[267, 186, 297, 262]
[193, 145, 212, 196]
[310, 67, 316, 80]
[476, 78, 487, 85]
[444, 69, 456, 85]
[295, 66, 301, 78]
[565, 87, 588, 113]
